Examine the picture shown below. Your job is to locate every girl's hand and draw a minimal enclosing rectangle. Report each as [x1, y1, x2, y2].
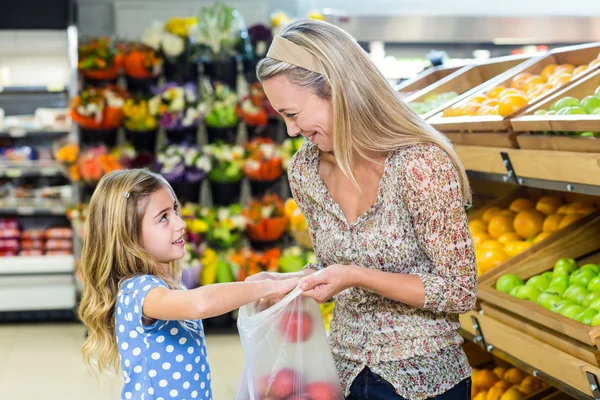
[254, 277, 301, 312]
[299, 264, 356, 303]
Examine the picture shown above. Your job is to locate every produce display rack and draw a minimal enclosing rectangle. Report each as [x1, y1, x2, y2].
[0, 25, 79, 322]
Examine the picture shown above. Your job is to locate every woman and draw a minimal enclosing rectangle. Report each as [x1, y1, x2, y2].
[251, 19, 477, 400]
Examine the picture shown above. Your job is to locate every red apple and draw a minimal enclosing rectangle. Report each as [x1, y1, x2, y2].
[255, 374, 270, 397]
[304, 382, 340, 400]
[279, 311, 313, 343]
[269, 368, 299, 398]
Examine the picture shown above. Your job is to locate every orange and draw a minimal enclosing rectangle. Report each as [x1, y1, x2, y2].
[498, 95, 528, 117]
[474, 392, 488, 400]
[482, 98, 499, 107]
[284, 198, 298, 216]
[556, 204, 570, 215]
[472, 231, 492, 247]
[523, 75, 545, 91]
[488, 213, 516, 239]
[469, 219, 488, 232]
[566, 202, 588, 215]
[503, 368, 526, 385]
[457, 103, 480, 116]
[493, 367, 508, 380]
[487, 387, 506, 400]
[548, 73, 572, 87]
[497, 232, 522, 245]
[511, 72, 533, 90]
[542, 213, 564, 233]
[541, 64, 558, 80]
[506, 241, 533, 256]
[500, 210, 517, 218]
[487, 86, 507, 98]
[509, 198, 535, 213]
[474, 370, 500, 389]
[482, 206, 503, 223]
[481, 240, 505, 251]
[477, 105, 499, 116]
[559, 213, 584, 229]
[573, 65, 589, 76]
[493, 381, 512, 393]
[528, 83, 554, 100]
[533, 232, 552, 244]
[479, 248, 510, 272]
[535, 195, 563, 215]
[521, 376, 543, 391]
[513, 209, 545, 239]
[555, 64, 576, 75]
[469, 95, 488, 104]
[500, 388, 525, 400]
[498, 88, 523, 100]
[443, 107, 460, 117]
[588, 58, 600, 69]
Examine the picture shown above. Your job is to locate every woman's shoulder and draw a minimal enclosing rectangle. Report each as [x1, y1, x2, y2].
[288, 140, 319, 173]
[391, 142, 455, 172]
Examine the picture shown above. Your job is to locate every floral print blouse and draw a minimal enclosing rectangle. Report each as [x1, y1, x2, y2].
[288, 141, 477, 399]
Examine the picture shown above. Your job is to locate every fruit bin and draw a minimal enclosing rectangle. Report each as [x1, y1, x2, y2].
[403, 54, 534, 120]
[396, 65, 462, 96]
[478, 211, 600, 361]
[510, 68, 600, 153]
[428, 43, 600, 148]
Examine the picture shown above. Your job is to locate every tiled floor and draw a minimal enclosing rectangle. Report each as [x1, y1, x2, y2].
[0, 323, 244, 400]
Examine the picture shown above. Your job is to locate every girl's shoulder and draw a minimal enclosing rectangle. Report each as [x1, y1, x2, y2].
[119, 274, 168, 295]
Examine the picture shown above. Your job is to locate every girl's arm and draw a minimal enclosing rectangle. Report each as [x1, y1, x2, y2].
[143, 278, 299, 321]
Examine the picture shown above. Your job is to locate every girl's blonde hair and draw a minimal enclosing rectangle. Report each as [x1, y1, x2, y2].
[79, 169, 182, 374]
[257, 19, 471, 204]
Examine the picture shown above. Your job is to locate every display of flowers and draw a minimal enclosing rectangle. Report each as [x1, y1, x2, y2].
[236, 94, 268, 127]
[244, 193, 288, 243]
[281, 137, 304, 170]
[205, 83, 239, 128]
[193, 2, 245, 61]
[187, 204, 246, 249]
[75, 145, 123, 183]
[141, 16, 199, 62]
[70, 86, 125, 130]
[248, 82, 277, 116]
[203, 142, 245, 182]
[66, 203, 89, 239]
[78, 37, 124, 79]
[156, 144, 211, 183]
[123, 97, 158, 131]
[284, 198, 312, 249]
[230, 247, 280, 281]
[123, 43, 163, 79]
[111, 144, 154, 169]
[278, 246, 316, 273]
[149, 83, 207, 129]
[243, 138, 282, 181]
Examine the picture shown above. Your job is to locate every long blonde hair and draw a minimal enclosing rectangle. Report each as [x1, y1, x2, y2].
[257, 19, 471, 204]
[79, 169, 182, 374]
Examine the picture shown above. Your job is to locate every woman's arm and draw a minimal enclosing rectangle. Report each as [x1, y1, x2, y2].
[143, 278, 299, 321]
[301, 146, 477, 313]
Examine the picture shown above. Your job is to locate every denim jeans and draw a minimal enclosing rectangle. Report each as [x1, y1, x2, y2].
[346, 367, 471, 400]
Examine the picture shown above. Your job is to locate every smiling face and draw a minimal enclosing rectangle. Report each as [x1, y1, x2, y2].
[140, 186, 187, 270]
[262, 74, 334, 152]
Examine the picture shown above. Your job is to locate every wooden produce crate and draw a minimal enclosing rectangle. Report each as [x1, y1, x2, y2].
[404, 54, 534, 120]
[396, 65, 462, 96]
[429, 43, 600, 148]
[511, 69, 600, 153]
[478, 212, 600, 360]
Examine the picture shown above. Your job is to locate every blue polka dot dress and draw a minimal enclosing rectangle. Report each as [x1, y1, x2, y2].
[115, 275, 212, 400]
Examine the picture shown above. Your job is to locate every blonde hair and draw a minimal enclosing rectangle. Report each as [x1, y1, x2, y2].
[79, 169, 182, 374]
[257, 19, 471, 204]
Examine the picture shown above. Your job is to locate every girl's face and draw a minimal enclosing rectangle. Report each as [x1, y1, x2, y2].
[262, 74, 334, 152]
[140, 187, 187, 269]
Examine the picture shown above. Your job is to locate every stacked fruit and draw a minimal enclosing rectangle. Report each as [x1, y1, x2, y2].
[470, 196, 596, 276]
[408, 92, 459, 115]
[472, 366, 546, 400]
[444, 57, 600, 118]
[531, 84, 600, 137]
[497, 258, 600, 325]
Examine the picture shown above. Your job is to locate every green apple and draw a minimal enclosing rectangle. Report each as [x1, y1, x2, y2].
[546, 285, 568, 296]
[534, 110, 548, 116]
[592, 313, 600, 326]
[515, 285, 542, 302]
[589, 299, 600, 311]
[570, 269, 597, 287]
[583, 292, 600, 308]
[582, 264, 600, 274]
[526, 275, 551, 291]
[588, 276, 600, 292]
[553, 299, 578, 314]
[592, 107, 600, 115]
[554, 258, 578, 276]
[565, 106, 588, 115]
[580, 132, 596, 137]
[563, 285, 590, 305]
[496, 274, 525, 294]
[576, 308, 599, 325]
[552, 96, 581, 111]
[561, 304, 586, 319]
[542, 271, 554, 281]
[537, 292, 563, 310]
[594, 85, 600, 97]
[580, 96, 600, 114]
[556, 108, 569, 115]
[551, 275, 569, 287]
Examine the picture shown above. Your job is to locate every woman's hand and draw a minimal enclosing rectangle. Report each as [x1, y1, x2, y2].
[299, 264, 357, 303]
[245, 272, 309, 311]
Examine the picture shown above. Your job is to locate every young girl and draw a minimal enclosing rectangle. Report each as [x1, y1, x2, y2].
[78, 169, 299, 400]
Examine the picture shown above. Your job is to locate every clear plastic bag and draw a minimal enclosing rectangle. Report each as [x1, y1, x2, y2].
[236, 287, 344, 400]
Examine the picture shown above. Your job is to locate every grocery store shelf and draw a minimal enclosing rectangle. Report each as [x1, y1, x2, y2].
[455, 145, 600, 195]
[0, 129, 69, 139]
[0, 274, 76, 312]
[0, 161, 68, 178]
[0, 255, 74, 276]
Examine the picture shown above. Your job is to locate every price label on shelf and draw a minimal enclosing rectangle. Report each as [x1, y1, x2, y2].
[16, 207, 35, 215]
[5, 169, 23, 178]
[8, 128, 26, 138]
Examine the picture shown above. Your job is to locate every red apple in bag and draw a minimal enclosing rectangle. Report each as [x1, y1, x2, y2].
[279, 311, 313, 343]
[264, 368, 300, 398]
[305, 382, 341, 400]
